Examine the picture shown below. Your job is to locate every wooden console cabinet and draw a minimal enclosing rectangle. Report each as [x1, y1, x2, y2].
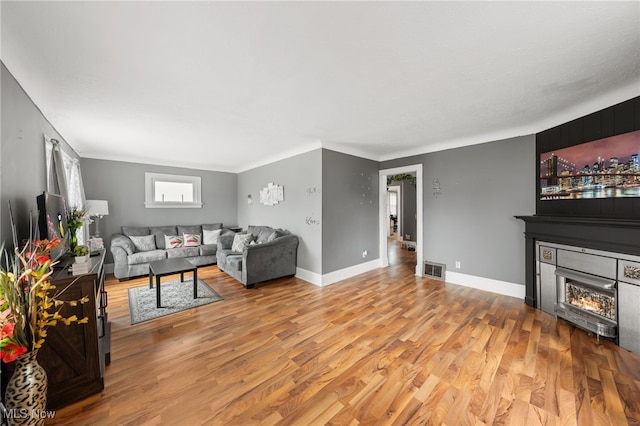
[39, 249, 111, 409]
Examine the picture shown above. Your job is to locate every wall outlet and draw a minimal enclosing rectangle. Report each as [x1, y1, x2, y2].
[362, 250, 368, 258]
[455, 261, 461, 269]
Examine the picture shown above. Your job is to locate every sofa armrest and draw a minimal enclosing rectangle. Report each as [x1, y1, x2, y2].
[243, 235, 299, 285]
[111, 233, 135, 255]
[110, 234, 134, 280]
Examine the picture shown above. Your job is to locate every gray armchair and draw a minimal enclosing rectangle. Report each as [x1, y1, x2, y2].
[216, 226, 299, 288]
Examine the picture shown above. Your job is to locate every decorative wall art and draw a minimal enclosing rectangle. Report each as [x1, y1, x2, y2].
[432, 179, 441, 197]
[259, 183, 284, 206]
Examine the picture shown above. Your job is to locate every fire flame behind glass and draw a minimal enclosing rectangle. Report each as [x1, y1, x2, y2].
[566, 281, 616, 321]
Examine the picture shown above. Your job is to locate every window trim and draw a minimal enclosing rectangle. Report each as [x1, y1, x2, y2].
[144, 172, 202, 208]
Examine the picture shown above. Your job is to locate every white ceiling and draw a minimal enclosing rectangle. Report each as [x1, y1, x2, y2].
[2, 1, 639, 173]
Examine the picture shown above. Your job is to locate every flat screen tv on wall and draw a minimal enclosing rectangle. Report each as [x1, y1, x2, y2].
[539, 129, 640, 201]
[36, 192, 70, 261]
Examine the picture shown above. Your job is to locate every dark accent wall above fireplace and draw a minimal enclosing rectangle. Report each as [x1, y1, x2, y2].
[536, 96, 640, 219]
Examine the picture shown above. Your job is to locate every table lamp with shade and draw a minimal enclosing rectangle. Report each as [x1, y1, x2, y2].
[85, 199, 109, 237]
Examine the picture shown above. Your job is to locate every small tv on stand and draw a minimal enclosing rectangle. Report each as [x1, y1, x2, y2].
[36, 192, 70, 263]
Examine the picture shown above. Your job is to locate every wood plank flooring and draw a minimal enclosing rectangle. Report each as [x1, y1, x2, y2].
[49, 242, 640, 425]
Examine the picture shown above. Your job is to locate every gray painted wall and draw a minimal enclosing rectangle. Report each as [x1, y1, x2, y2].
[1, 63, 79, 247]
[322, 149, 379, 274]
[2, 58, 534, 286]
[81, 158, 237, 263]
[237, 149, 322, 274]
[381, 135, 536, 285]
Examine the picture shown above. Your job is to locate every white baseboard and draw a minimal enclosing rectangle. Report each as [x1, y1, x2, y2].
[295, 267, 322, 286]
[445, 271, 525, 299]
[296, 258, 381, 287]
[105, 263, 114, 275]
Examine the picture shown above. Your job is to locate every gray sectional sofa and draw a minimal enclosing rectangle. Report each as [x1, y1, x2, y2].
[216, 225, 299, 289]
[110, 223, 223, 280]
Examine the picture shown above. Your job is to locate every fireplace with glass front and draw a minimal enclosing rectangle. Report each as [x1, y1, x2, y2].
[519, 96, 640, 354]
[535, 239, 640, 354]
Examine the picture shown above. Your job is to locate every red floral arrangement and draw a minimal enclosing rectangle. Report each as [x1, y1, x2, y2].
[0, 238, 88, 363]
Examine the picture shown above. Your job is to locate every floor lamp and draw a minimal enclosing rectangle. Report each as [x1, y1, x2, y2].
[85, 199, 109, 237]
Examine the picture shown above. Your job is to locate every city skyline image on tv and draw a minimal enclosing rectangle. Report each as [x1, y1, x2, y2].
[540, 129, 640, 200]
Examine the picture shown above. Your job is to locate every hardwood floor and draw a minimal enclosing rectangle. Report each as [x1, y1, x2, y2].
[49, 242, 640, 425]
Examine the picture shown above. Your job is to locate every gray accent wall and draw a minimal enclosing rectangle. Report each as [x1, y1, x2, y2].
[81, 158, 237, 263]
[381, 135, 536, 285]
[237, 149, 322, 274]
[1, 63, 79, 247]
[322, 149, 379, 274]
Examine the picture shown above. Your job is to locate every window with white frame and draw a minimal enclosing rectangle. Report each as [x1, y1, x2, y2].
[45, 136, 86, 243]
[145, 172, 202, 208]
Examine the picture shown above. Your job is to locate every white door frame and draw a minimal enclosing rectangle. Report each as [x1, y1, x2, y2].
[379, 164, 423, 276]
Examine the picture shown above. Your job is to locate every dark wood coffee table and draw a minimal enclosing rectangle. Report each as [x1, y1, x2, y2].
[148, 258, 198, 308]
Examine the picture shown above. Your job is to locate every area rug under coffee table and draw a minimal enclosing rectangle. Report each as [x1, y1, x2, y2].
[128, 278, 223, 324]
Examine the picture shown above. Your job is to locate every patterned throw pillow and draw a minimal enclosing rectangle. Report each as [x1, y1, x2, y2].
[129, 234, 156, 252]
[232, 233, 254, 252]
[164, 235, 184, 249]
[183, 233, 202, 247]
[203, 229, 222, 245]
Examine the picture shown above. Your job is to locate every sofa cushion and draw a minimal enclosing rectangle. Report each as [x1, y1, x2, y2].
[199, 244, 218, 256]
[256, 227, 276, 244]
[127, 249, 166, 265]
[122, 226, 150, 237]
[129, 235, 156, 252]
[203, 229, 222, 245]
[167, 247, 200, 259]
[226, 255, 243, 272]
[268, 228, 288, 242]
[248, 225, 270, 238]
[202, 223, 223, 231]
[183, 233, 201, 247]
[150, 226, 177, 249]
[232, 233, 254, 252]
[178, 225, 202, 236]
[217, 249, 241, 263]
[218, 232, 236, 250]
[164, 235, 184, 249]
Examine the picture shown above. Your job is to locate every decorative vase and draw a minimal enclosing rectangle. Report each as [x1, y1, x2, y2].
[5, 350, 48, 426]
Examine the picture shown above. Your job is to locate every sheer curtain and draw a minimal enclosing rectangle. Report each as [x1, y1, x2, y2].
[45, 135, 88, 245]
[45, 136, 68, 202]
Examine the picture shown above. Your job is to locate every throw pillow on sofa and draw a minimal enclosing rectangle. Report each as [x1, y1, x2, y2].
[203, 229, 222, 245]
[164, 235, 184, 249]
[183, 233, 202, 247]
[150, 225, 178, 249]
[129, 234, 156, 252]
[232, 233, 253, 252]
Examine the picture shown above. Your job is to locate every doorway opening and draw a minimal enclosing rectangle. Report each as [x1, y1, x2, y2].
[387, 185, 400, 241]
[379, 164, 423, 276]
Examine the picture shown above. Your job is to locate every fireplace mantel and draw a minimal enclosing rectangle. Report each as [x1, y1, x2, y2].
[516, 215, 640, 306]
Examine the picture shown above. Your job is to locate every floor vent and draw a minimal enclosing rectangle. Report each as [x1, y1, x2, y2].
[424, 261, 446, 281]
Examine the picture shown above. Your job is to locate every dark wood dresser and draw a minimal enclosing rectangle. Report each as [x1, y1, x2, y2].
[37, 249, 110, 410]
